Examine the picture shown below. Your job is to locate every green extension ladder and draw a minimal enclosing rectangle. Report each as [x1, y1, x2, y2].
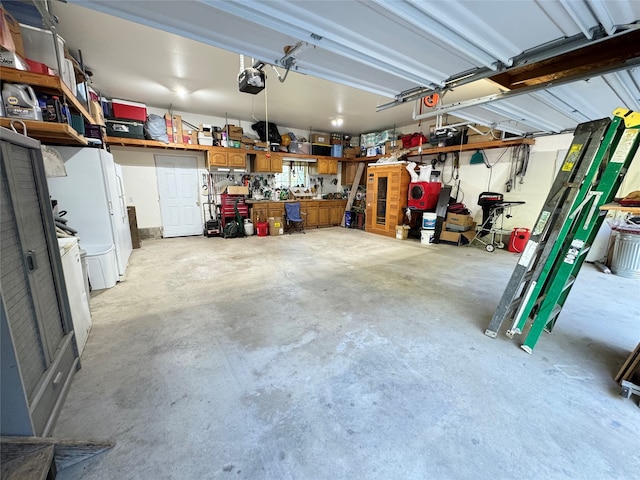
[485, 108, 640, 353]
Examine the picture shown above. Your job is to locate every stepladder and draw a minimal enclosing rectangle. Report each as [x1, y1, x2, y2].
[485, 108, 640, 353]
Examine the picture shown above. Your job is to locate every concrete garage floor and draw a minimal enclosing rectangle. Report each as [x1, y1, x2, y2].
[54, 228, 640, 480]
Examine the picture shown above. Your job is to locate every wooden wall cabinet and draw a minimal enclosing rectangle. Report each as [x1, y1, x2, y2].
[207, 147, 247, 169]
[314, 158, 338, 175]
[342, 162, 367, 186]
[365, 163, 410, 238]
[251, 152, 283, 173]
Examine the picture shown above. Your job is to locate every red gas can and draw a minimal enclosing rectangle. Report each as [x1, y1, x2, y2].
[508, 228, 531, 253]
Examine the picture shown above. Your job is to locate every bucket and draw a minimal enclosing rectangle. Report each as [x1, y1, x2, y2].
[2, 83, 43, 121]
[508, 228, 531, 253]
[244, 219, 254, 236]
[421, 229, 435, 245]
[611, 230, 640, 279]
[422, 212, 437, 229]
[345, 211, 353, 228]
[256, 222, 269, 237]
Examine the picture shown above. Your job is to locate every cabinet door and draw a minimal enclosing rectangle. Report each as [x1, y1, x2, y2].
[208, 150, 227, 168]
[330, 201, 345, 225]
[254, 153, 271, 172]
[268, 203, 284, 220]
[317, 158, 338, 175]
[252, 205, 268, 224]
[228, 151, 246, 169]
[306, 202, 318, 227]
[318, 204, 330, 226]
[342, 162, 366, 185]
[270, 154, 283, 173]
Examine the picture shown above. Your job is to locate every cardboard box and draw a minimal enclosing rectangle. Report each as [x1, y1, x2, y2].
[172, 114, 183, 144]
[311, 133, 330, 145]
[0, 49, 28, 70]
[395, 225, 410, 240]
[198, 131, 213, 138]
[89, 100, 105, 126]
[343, 147, 359, 158]
[439, 228, 476, 246]
[164, 113, 173, 142]
[223, 185, 249, 195]
[446, 213, 474, 227]
[225, 125, 243, 140]
[200, 123, 212, 132]
[0, 7, 25, 57]
[467, 126, 502, 144]
[268, 216, 284, 236]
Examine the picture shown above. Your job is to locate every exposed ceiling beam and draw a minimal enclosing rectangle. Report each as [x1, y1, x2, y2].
[490, 29, 640, 89]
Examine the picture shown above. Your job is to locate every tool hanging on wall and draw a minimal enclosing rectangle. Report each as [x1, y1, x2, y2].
[506, 143, 530, 192]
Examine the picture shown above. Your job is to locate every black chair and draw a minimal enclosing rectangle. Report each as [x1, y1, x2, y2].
[284, 202, 305, 234]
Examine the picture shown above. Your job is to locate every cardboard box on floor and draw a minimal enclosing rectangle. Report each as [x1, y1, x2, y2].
[268, 217, 283, 236]
[440, 222, 477, 246]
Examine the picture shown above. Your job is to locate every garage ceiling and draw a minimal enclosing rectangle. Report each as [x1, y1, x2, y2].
[48, 1, 640, 135]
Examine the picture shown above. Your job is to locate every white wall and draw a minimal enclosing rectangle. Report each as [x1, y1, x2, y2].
[113, 147, 207, 229]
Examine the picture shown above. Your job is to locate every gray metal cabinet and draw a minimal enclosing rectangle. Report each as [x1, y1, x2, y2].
[0, 127, 79, 436]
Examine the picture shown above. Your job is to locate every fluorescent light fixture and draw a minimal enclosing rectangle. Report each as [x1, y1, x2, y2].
[175, 86, 188, 97]
[331, 118, 343, 127]
[283, 157, 317, 163]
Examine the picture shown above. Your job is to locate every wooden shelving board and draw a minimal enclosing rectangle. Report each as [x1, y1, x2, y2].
[409, 138, 536, 156]
[0, 67, 94, 124]
[600, 202, 640, 214]
[0, 119, 88, 146]
[105, 136, 212, 151]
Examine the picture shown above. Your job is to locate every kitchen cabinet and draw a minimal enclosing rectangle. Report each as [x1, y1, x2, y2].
[365, 163, 410, 238]
[248, 200, 346, 229]
[315, 157, 338, 175]
[318, 203, 331, 226]
[303, 201, 318, 228]
[268, 202, 285, 220]
[342, 162, 367, 186]
[1, 127, 78, 436]
[330, 200, 347, 225]
[251, 152, 283, 173]
[207, 147, 247, 169]
[251, 204, 269, 225]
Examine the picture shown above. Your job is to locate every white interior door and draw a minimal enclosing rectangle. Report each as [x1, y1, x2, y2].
[155, 155, 201, 237]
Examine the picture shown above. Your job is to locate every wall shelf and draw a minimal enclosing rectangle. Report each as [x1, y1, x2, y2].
[105, 137, 211, 151]
[0, 67, 94, 124]
[408, 138, 536, 156]
[0, 119, 88, 146]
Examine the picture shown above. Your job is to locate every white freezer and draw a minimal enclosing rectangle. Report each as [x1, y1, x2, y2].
[47, 147, 132, 284]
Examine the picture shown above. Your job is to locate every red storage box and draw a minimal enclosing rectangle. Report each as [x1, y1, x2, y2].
[111, 99, 147, 122]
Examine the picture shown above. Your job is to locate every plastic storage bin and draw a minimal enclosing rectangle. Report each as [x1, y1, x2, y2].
[84, 244, 118, 290]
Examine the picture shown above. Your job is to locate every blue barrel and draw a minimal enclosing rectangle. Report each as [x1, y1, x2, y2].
[345, 211, 353, 228]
